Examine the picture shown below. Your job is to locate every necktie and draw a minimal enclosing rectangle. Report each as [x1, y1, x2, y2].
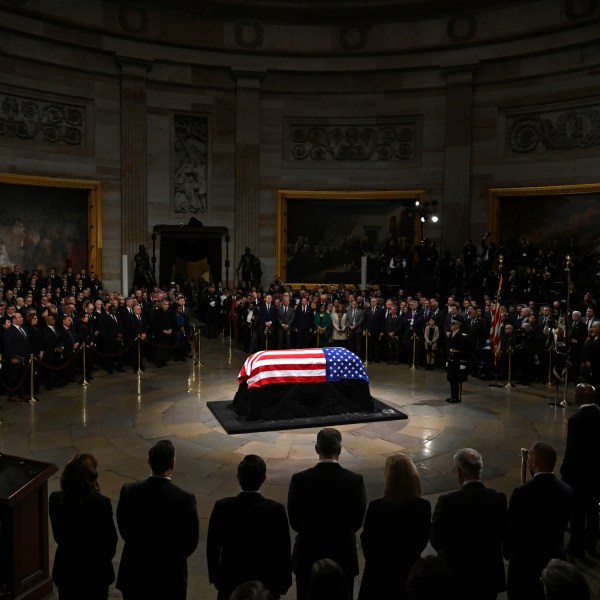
[284, 306, 287, 314]
[137, 315, 141, 322]
[303, 307, 306, 314]
[19, 327, 27, 338]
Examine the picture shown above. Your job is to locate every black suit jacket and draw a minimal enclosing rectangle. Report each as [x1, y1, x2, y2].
[560, 404, 600, 493]
[504, 473, 573, 600]
[3, 324, 31, 361]
[287, 462, 366, 584]
[206, 492, 292, 600]
[116, 476, 200, 600]
[431, 482, 507, 598]
[359, 497, 430, 600]
[258, 303, 278, 331]
[49, 492, 118, 591]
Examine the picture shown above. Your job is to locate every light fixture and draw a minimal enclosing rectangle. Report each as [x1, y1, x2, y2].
[415, 200, 420, 207]
[420, 216, 426, 223]
[431, 215, 439, 223]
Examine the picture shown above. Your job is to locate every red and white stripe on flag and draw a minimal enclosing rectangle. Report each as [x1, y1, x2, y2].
[238, 349, 327, 389]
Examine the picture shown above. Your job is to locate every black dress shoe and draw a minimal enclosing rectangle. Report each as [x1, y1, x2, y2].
[566, 545, 585, 559]
[446, 397, 461, 404]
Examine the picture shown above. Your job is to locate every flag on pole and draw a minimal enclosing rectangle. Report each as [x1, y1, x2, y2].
[490, 272, 503, 365]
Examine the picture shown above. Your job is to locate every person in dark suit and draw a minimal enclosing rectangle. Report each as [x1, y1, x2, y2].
[446, 316, 469, 403]
[256, 294, 278, 351]
[4, 311, 32, 400]
[504, 441, 574, 600]
[346, 300, 364, 358]
[125, 303, 148, 371]
[363, 297, 384, 362]
[116, 439, 200, 600]
[100, 304, 125, 373]
[207, 454, 292, 600]
[294, 296, 314, 349]
[358, 454, 430, 600]
[287, 428, 366, 600]
[49, 453, 118, 600]
[560, 383, 600, 557]
[430, 448, 507, 600]
[277, 296, 295, 349]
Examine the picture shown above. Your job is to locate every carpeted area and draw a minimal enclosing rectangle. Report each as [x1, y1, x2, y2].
[207, 397, 407, 434]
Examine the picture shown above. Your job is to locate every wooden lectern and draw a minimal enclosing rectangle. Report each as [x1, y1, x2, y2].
[0, 454, 58, 600]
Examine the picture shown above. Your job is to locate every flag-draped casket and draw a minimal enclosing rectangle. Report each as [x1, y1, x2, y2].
[233, 348, 374, 420]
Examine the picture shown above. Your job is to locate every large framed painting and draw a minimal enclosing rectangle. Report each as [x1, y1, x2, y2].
[277, 189, 425, 286]
[0, 173, 102, 277]
[488, 183, 600, 251]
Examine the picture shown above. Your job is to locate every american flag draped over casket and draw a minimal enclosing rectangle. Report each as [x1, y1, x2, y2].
[238, 347, 369, 390]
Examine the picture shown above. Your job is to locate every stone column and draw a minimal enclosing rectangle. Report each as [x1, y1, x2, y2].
[119, 57, 151, 283]
[441, 64, 477, 254]
[232, 69, 264, 267]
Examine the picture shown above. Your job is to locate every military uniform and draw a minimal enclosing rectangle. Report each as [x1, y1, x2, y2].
[447, 319, 469, 403]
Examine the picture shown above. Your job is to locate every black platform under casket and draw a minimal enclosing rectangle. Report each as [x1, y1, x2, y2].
[233, 379, 375, 421]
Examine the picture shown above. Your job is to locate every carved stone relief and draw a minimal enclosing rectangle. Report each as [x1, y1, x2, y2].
[0, 92, 85, 146]
[289, 123, 415, 162]
[446, 14, 477, 42]
[506, 104, 600, 153]
[173, 115, 208, 215]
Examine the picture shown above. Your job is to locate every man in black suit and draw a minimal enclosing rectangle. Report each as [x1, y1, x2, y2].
[3, 312, 31, 401]
[560, 383, 600, 557]
[363, 297, 384, 362]
[125, 304, 148, 372]
[294, 296, 314, 349]
[430, 448, 507, 600]
[504, 441, 573, 600]
[116, 439, 199, 600]
[256, 293, 278, 351]
[287, 428, 366, 600]
[207, 454, 292, 600]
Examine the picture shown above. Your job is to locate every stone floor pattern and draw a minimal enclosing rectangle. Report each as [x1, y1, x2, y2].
[1, 338, 598, 599]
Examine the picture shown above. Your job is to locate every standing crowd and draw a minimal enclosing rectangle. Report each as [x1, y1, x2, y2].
[49, 399, 599, 600]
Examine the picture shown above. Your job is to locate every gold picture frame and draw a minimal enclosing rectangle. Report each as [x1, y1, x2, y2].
[488, 183, 600, 246]
[0, 173, 102, 277]
[277, 189, 425, 287]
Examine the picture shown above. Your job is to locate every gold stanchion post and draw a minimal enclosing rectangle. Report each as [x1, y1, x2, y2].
[28, 354, 37, 404]
[137, 337, 143, 374]
[545, 346, 553, 388]
[504, 346, 514, 388]
[520, 448, 529, 484]
[363, 331, 369, 366]
[82, 343, 89, 385]
[410, 333, 417, 370]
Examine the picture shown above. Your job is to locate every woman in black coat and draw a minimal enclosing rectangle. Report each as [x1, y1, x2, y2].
[49, 453, 118, 600]
[358, 454, 431, 600]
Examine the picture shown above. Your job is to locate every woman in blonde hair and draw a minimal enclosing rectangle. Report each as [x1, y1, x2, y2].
[49, 453, 118, 600]
[358, 454, 431, 600]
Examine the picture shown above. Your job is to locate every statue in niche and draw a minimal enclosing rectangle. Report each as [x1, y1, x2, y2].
[236, 247, 262, 290]
[133, 244, 156, 289]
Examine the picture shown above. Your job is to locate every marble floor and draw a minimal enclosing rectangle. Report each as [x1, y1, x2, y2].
[1, 337, 598, 599]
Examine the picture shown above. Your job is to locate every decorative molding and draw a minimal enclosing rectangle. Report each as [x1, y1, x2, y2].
[289, 122, 415, 162]
[173, 115, 208, 215]
[446, 14, 477, 42]
[340, 26, 369, 51]
[234, 22, 264, 49]
[119, 5, 149, 34]
[564, 0, 598, 20]
[0, 92, 85, 147]
[506, 104, 600, 153]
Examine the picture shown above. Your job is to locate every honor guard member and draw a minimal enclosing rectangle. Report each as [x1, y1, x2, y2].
[446, 315, 468, 404]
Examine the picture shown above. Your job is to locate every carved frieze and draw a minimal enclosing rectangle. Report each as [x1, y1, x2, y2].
[0, 92, 85, 146]
[173, 115, 208, 215]
[506, 104, 600, 153]
[289, 123, 415, 162]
